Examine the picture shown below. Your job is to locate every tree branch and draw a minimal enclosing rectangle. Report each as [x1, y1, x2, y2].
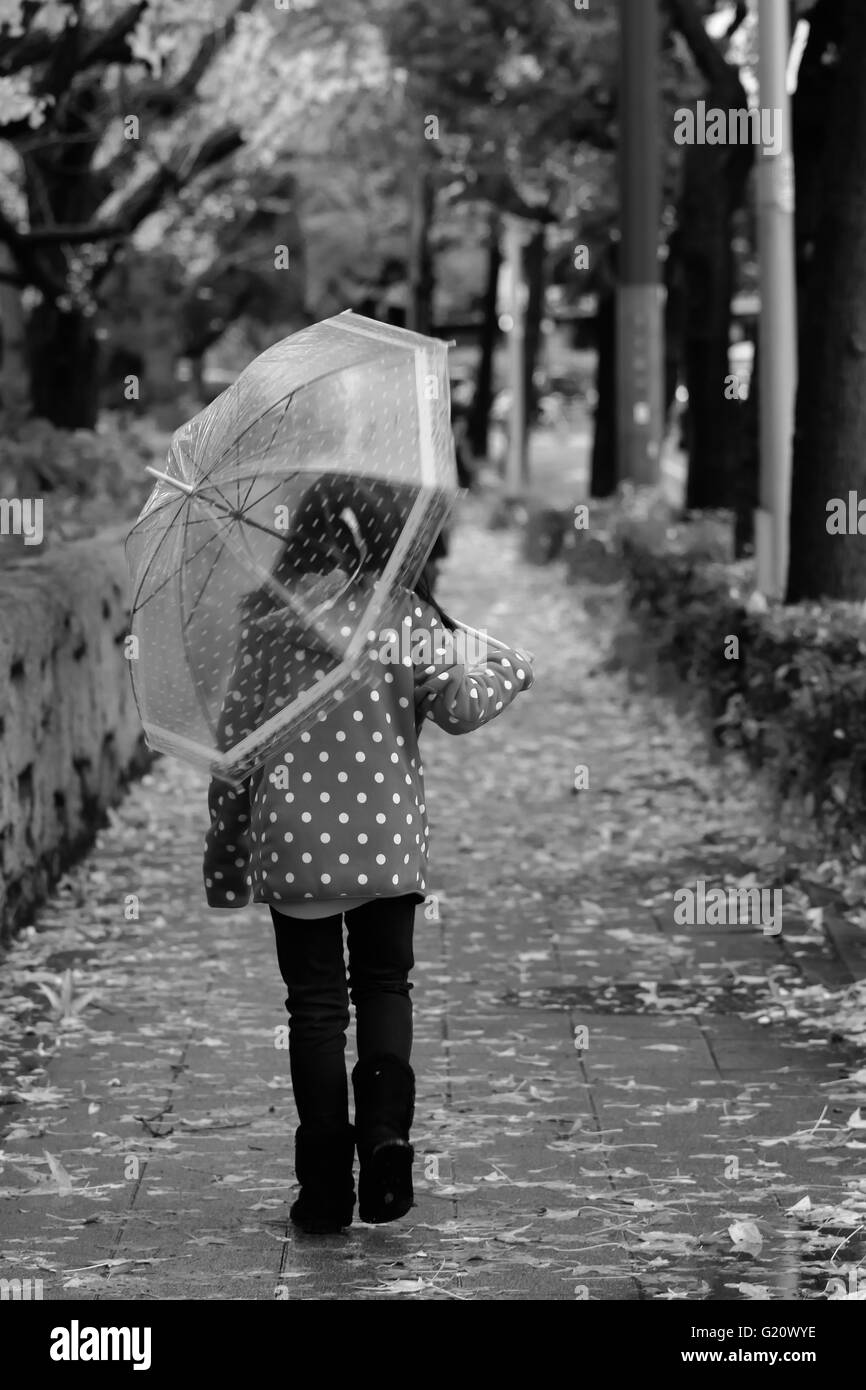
[0, 206, 65, 297]
[725, 1, 749, 40]
[78, 2, 150, 73]
[664, 0, 731, 88]
[20, 124, 244, 245]
[130, 0, 257, 119]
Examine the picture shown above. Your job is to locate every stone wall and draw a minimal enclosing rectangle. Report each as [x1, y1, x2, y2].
[0, 525, 151, 941]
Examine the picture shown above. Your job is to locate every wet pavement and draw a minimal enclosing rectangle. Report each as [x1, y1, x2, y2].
[1, 493, 865, 1301]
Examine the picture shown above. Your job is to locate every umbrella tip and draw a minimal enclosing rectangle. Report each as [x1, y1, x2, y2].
[145, 466, 196, 496]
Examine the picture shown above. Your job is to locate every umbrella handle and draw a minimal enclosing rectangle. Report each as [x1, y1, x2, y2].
[449, 619, 521, 657]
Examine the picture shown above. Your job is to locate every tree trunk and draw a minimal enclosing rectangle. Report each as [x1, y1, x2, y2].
[678, 133, 752, 509]
[468, 208, 502, 458]
[732, 328, 759, 554]
[663, 230, 686, 420]
[26, 302, 100, 428]
[786, 0, 866, 602]
[407, 159, 435, 336]
[590, 280, 617, 497]
[522, 223, 546, 430]
[667, 0, 754, 511]
[0, 246, 29, 419]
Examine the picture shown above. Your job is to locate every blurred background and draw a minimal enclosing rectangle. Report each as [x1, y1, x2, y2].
[0, 0, 857, 607]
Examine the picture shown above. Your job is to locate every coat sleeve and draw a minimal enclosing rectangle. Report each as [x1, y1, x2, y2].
[203, 608, 265, 909]
[203, 777, 253, 908]
[410, 597, 535, 735]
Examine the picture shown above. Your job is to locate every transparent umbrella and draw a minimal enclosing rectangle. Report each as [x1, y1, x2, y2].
[126, 311, 458, 784]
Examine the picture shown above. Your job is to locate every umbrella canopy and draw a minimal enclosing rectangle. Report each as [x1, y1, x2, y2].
[126, 311, 458, 784]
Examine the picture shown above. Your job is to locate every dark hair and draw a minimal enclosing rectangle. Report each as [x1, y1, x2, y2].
[413, 565, 457, 632]
[248, 472, 458, 632]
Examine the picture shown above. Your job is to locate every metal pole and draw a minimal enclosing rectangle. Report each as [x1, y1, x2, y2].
[755, 0, 797, 599]
[617, 0, 663, 485]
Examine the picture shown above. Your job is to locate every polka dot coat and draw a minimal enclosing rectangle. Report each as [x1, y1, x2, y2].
[203, 589, 535, 911]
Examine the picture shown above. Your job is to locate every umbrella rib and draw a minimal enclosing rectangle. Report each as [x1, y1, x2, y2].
[203, 351, 399, 474]
[184, 519, 234, 620]
[132, 510, 239, 613]
[129, 493, 190, 613]
[194, 474, 291, 531]
[134, 489, 288, 619]
[238, 390, 295, 514]
[177, 509, 222, 741]
[190, 493, 347, 661]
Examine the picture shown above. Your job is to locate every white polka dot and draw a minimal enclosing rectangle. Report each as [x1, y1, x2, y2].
[358, 874, 368, 885]
[302, 812, 312, 823]
[339, 853, 350, 864]
[357, 793, 367, 804]
[358, 833, 368, 844]
[339, 812, 349, 823]
[319, 752, 329, 762]
[285, 873, 294, 883]
[376, 854, 387, 865]
[321, 832, 331, 843]
[302, 853, 311, 864]
[376, 813, 386, 824]
[321, 873, 331, 885]
[284, 832, 293, 843]
[355, 752, 365, 762]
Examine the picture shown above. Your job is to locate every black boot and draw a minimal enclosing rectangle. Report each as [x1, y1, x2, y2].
[290, 1124, 356, 1234]
[352, 1055, 415, 1224]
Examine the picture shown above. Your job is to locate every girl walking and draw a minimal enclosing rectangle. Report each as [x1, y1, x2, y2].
[203, 475, 534, 1232]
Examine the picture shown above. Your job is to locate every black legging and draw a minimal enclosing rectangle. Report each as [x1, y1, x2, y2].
[270, 896, 416, 1132]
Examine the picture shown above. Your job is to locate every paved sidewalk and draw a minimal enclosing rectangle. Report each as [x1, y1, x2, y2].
[1, 497, 865, 1301]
